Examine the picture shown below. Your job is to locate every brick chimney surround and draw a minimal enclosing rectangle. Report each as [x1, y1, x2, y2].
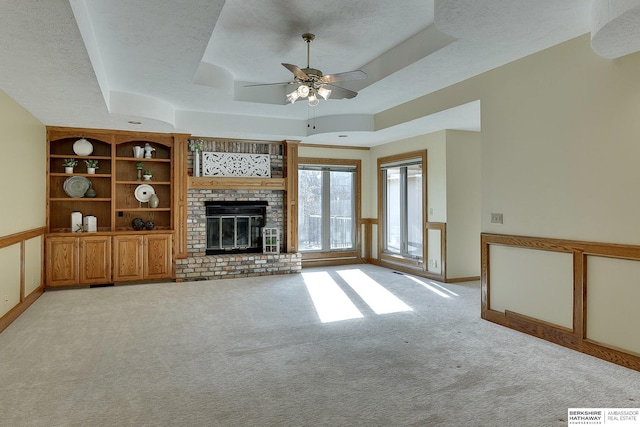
[174, 139, 301, 281]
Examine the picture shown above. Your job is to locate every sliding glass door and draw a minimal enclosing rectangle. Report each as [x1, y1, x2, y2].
[298, 165, 356, 252]
[382, 159, 423, 261]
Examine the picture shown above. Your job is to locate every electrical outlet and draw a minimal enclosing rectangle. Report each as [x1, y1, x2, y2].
[490, 213, 503, 224]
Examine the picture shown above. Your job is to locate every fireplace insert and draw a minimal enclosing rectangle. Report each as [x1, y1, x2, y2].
[205, 201, 267, 255]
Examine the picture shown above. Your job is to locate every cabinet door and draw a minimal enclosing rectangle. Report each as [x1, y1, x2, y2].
[144, 234, 173, 280]
[113, 235, 144, 282]
[79, 235, 112, 284]
[46, 237, 78, 287]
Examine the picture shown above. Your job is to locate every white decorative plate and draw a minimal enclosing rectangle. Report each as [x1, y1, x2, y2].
[63, 176, 91, 198]
[134, 184, 155, 203]
[73, 138, 93, 156]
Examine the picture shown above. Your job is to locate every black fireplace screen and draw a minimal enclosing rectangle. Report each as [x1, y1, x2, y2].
[205, 201, 266, 254]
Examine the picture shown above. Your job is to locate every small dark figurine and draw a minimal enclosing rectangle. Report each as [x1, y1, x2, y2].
[145, 221, 155, 230]
[132, 217, 145, 230]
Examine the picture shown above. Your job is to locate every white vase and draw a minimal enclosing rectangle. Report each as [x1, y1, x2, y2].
[87, 167, 96, 174]
[194, 149, 200, 177]
[143, 175, 152, 181]
[65, 167, 73, 174]
[133, 146, 144, 158]
[149, 194, 159, 208]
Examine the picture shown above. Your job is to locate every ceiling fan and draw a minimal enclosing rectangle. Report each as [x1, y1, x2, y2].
[246, 33, 367, 106]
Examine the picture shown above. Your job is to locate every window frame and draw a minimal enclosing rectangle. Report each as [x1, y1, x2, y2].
[377, 150, 427, 269]
[298, 157, 361, 264]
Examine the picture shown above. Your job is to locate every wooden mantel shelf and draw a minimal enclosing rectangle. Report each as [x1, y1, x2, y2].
[188, 176, 286, 190]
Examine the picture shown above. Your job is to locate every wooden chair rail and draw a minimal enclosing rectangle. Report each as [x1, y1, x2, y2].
[0, 226, 46, 334]
[481, 232, 640, 372]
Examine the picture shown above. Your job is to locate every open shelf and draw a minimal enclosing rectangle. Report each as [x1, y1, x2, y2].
[47, 128, 175, 233]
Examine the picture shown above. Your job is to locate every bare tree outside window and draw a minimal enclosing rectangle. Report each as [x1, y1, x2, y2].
[298, 167, 355, 252]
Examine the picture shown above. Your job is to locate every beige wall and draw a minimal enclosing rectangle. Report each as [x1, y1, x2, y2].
[378, 34, 640, 354]
[379, 34, 640, 242]
[0, 89, 46, 317]
[445, 130, 481, 279]
[0, 90, 46, 235]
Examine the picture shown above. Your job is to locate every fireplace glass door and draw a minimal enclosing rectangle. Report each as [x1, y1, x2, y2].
[207, 215, 262, 252]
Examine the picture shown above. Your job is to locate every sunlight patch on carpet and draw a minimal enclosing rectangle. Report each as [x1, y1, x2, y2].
[403, 275, 453, 298]
[302, 272, 364, 323]
[338, 269, 413, 315]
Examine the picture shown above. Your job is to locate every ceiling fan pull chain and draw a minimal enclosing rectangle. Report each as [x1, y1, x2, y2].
[306, 104, 316, 129]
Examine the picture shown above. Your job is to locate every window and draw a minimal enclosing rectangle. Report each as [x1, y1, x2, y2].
[380, 153, 425, 262]
[298, 163, 357, 252]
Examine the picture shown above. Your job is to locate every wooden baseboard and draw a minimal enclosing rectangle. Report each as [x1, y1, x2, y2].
[482, 232, 640, 372]
[0, 287, 44, 334]
[483, 307, 640, 372]
[302, 258, 364, 268]
[446, 275, 480, 283]
[370, 258, 448, 282]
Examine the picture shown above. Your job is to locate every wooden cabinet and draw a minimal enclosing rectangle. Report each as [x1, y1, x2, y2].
[46, 237, 78, 286]
[79, 235, 112, 284]
[113, 233, 173, 282]
[46, 235, 111, 287]
[46, 233, 171, 286]
[145, 234, 173, 279]
[45, 127, 186, 287]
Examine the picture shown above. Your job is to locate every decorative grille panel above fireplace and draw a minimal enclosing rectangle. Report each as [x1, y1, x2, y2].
[205, 201, 267, 255]
[202, 152, 271, 177]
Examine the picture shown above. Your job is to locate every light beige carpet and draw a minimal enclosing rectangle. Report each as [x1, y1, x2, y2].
[1, 265, 638, 426]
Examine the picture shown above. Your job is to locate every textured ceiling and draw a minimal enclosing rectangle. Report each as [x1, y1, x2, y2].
[0, 0, 636, 147]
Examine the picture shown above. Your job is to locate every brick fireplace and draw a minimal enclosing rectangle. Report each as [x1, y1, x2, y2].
[174, 139, 301, 281]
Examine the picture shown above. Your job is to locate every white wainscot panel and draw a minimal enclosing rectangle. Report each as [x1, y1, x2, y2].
[24, 236, 42, 295]
[490, 245, 573, 329]
[0, 244, 21, 318]
[427, 228, 442, 274]
[586, 256, 640, 355]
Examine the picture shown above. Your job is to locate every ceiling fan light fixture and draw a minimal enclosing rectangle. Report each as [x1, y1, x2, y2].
[286, 89, 300, 103]
[296, 85, 310, 97]
[308, 92, 319, 106]
[244, 34, 365, 105]
[317, 86, 331, 100]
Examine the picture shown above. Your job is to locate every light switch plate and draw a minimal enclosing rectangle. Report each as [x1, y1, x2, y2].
[490, 213, 503, 224]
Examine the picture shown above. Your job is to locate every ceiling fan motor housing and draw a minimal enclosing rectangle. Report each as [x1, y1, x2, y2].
[301, 68, 322, 78]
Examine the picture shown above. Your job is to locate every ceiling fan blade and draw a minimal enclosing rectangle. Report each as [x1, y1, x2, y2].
[324, 83, 358, 99]
[244, 81, 295, 88]
[282, 63, 309, 80]
[321, 70, 366, 84]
